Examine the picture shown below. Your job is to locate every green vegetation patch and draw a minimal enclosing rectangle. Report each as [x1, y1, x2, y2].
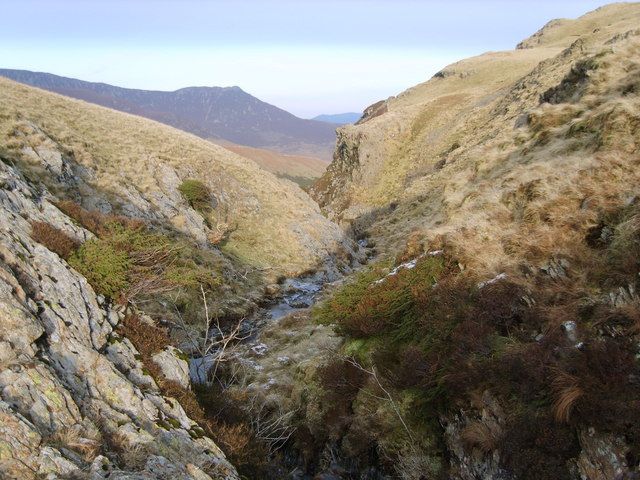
[60, 202, 226, 315]
[178, 179, 212, 213]
[70, 236, 131, 299]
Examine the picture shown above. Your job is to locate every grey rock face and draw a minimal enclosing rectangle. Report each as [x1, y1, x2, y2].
[443, 392, 512, 480]
[0, 161, 237, 479]
[576, 428, 631, 480]
[152, 347, 191, 389]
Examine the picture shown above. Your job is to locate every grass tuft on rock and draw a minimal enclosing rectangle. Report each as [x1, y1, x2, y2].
[178, 179, 212, 213]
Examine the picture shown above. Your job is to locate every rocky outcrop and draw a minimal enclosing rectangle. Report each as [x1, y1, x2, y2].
[442, 392, 510, 480]
[576, 429, 631, 480]
[0, 160, 237, 479]
[355, 100, 388, 125]
[152, 347, 191, 389]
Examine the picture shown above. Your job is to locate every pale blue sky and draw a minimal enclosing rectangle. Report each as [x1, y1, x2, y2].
[0, 1, 611, 117]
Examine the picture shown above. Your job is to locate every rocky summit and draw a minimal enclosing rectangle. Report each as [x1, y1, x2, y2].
[1, 2, 640, 480]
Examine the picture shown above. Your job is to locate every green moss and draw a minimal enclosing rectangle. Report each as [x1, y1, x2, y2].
[44, 388, 65, 409]
[156, 420, 172, 431]
[175, 349, 190, 362]
[167, 418, 181, 428]
[178, 179, 212, 212]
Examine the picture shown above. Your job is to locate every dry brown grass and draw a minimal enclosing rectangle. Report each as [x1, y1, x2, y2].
[30, 221, 80, 259]
[461, 421, 499, 454]
[552, 371, 584, 423]
[47, 426, 101, 462]
[104, 430, 151, 469]
[54, 200, 145, 236]
[313, 5, 640, 280]
[216, 141, 328, 179]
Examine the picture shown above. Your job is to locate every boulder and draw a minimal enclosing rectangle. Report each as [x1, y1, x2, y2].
[152, 347, 191, 389]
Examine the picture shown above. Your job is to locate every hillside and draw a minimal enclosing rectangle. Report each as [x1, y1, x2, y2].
[2, 2, 640, 479]
[312, 2, 640, 250]
[0, 69, 338, 160]
[0, 74, 362, 478]
[294, 2, 640, 479]
[0, 76, 356, 276]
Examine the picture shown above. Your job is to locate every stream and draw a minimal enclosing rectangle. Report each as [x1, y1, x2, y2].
[189, 239, 375, 383]
[188, 269, 336, 384]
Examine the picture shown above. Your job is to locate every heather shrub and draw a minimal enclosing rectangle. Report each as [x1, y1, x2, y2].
[317, 357, 367, 401]
[557, 339, 640, 432]
[500, 412, 579, 480]
[54, 199, 144, 236]
[70, 238, 131, 299]
[314, 263, 387, 329]
[30, 221, 80, 259]
[314, 255, 447, 338]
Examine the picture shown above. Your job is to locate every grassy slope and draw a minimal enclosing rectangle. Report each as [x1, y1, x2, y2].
[0, 77, 346, 275]
[313, 3, 640, 254]
[368, 2, 640, 271]
[301, 4, 640, 477]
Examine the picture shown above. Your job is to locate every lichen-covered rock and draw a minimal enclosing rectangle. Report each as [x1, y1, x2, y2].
[576, 428, 630, 480]
[152, 346, 191, 389]
[0, 160, 238, 479]
[443, 391, 512, 480]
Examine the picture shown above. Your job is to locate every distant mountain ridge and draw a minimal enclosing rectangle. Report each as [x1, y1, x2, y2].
[0, 68, 337, 160]
[312, 112, 361, 125]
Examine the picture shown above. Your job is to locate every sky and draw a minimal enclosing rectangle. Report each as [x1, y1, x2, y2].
[0, 0, 611, 118]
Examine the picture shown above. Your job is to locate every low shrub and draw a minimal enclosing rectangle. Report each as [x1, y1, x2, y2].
[69, 239, 131, 299]
[30, 221, 80, 259]
[54, 199, 144, 236]
[314, 255, 448, 338]
[178, 179, 212, 212]
[317, 357, 367, 401]
[557, 339, 640, 432]
[64, 209, 223, 305]
[118, 314, 171, 357]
